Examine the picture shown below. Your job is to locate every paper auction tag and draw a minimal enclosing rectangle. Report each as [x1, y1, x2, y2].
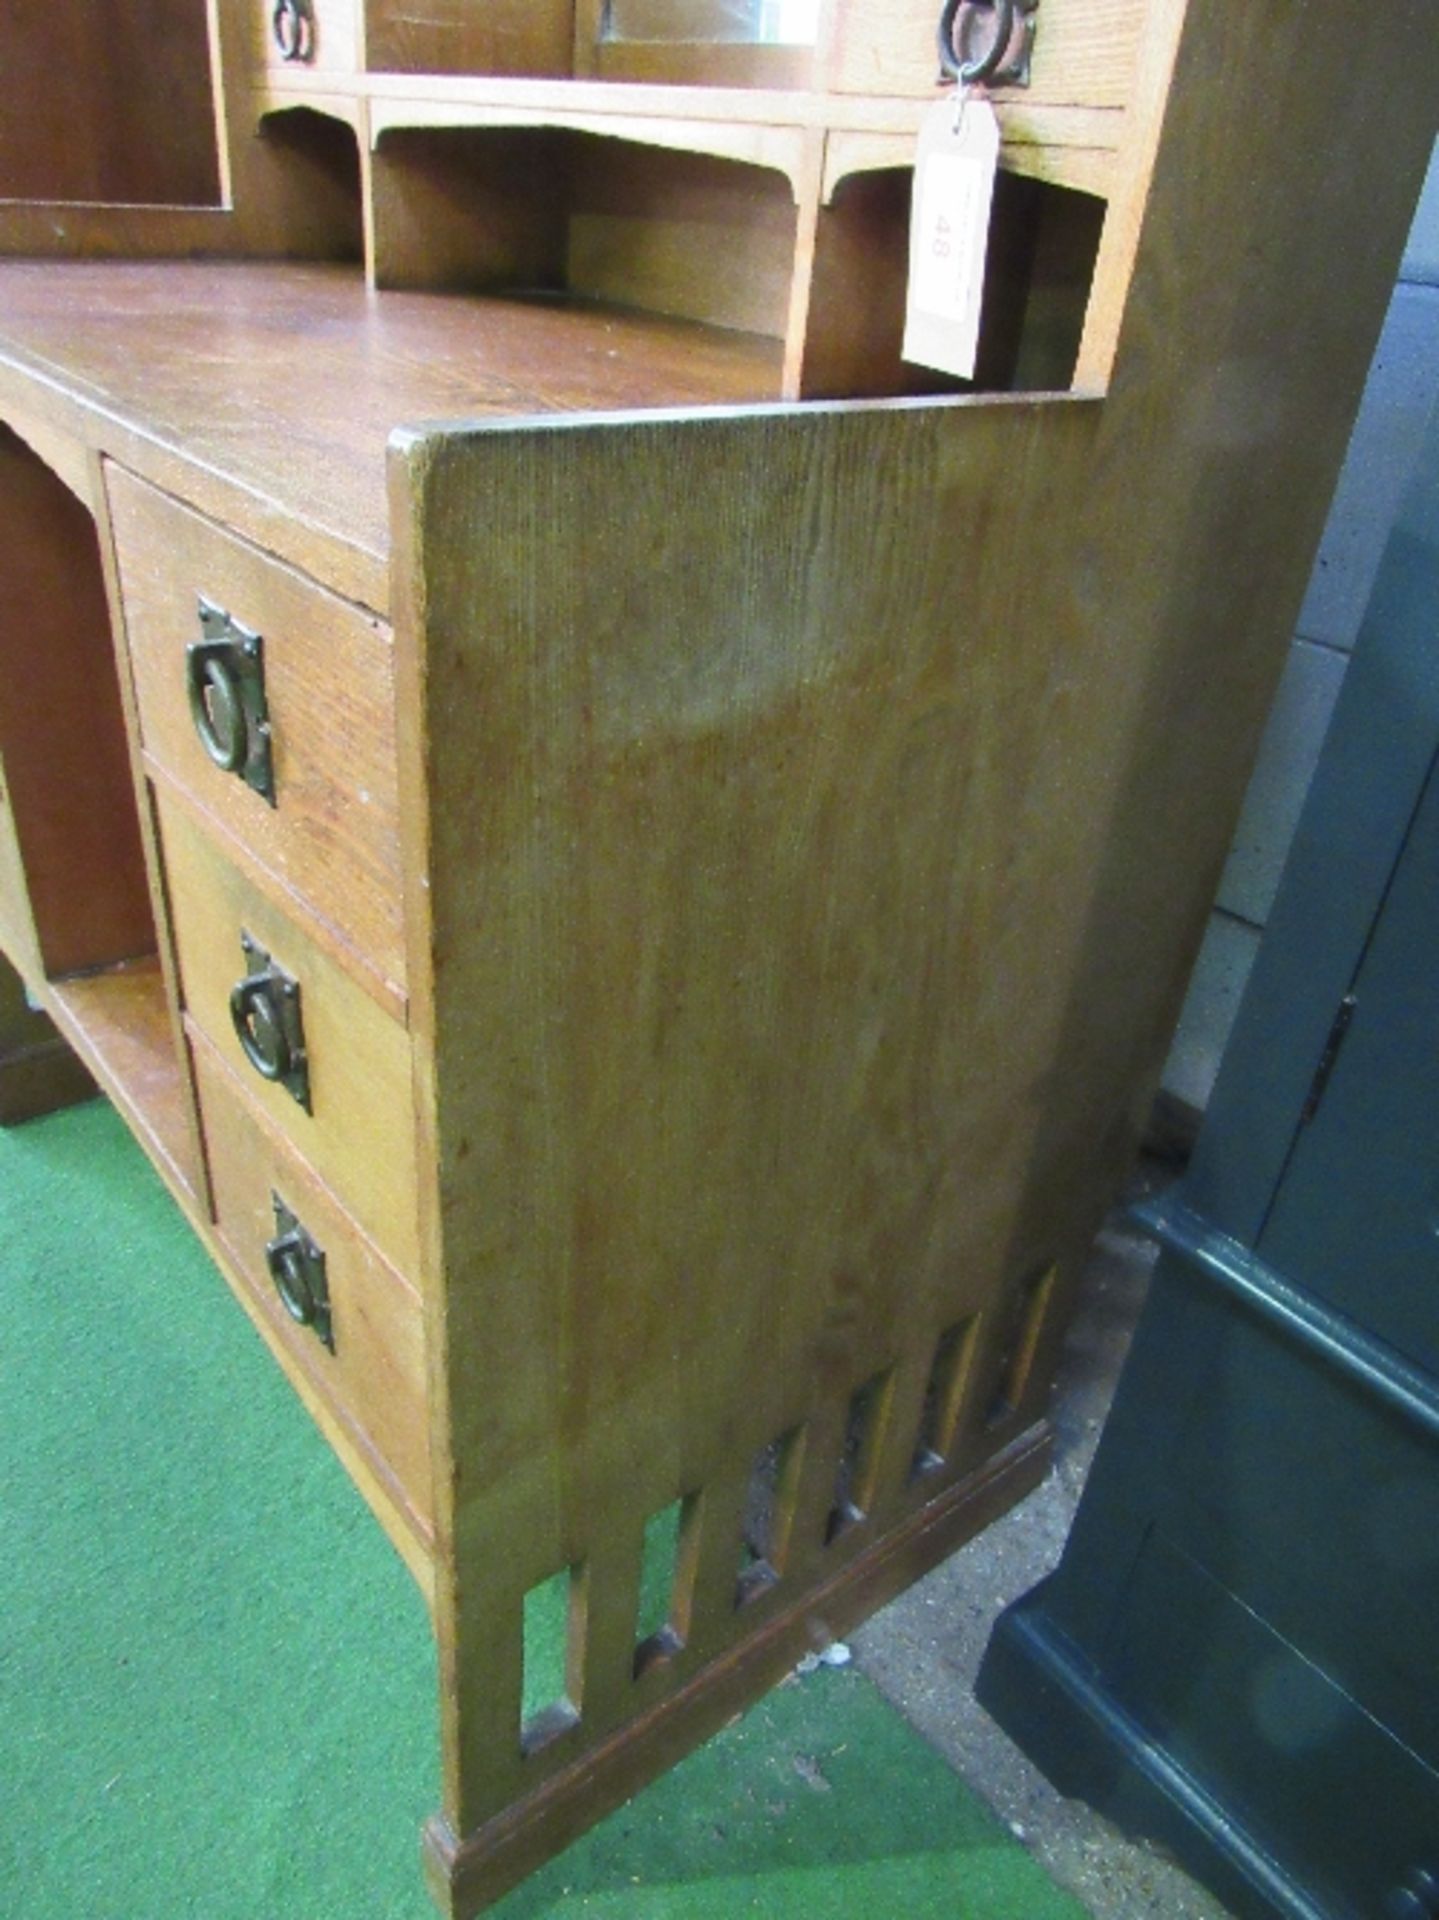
[902, 92, 1000, 381]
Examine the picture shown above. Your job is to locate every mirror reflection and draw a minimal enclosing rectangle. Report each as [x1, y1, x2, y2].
[604, 0, 822, 46]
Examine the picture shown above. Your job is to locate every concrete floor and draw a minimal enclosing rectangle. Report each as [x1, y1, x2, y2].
[852, 1171, 1236, 1920]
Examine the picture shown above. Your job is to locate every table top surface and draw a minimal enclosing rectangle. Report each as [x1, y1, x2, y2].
[0, 258, 784, 611]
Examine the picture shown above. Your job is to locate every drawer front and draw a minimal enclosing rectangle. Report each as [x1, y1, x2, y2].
[106, 467, 405, 999]
[252, 0, 360, 76]
[829, 0, 1144, 107]
[1112, 1532, 1439, 1918]
[193, 1036, 432, 1537]
[157, 792, 420, 1279]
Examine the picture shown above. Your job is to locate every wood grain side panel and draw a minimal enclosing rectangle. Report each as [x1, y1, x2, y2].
[156, 792, 421, 1278]
[397, 393, 1103, 1830]
[567, 141, 798, 340]
[1, 405, 95, 511]
[0, 427, 155, 979]
[107, 466, 407, 1001]
[366, 127, 571, 294]
[1072, 0, 1185, 389]
[0, 757, 43, 984]
[0, 3, 220, 205]
[194, 1032, 433, 1536]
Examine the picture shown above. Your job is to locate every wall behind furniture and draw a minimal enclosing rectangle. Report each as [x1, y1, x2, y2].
[1160, 135, 1439, 1128]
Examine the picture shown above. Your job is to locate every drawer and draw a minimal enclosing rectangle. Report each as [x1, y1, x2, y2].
[193, 1034, 432, 1541]
[106, 466, 405, 1001]
[156, 791, 420, 1279]
[251, 0, 360, 77]
[829, 0, 1144, 107]
[1111, 1532, 1439, 1917]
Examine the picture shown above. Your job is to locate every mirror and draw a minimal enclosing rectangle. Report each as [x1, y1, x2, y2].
[603, 0, 822, 46]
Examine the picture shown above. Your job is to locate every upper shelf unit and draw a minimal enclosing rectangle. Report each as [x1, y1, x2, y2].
[254, 0, 1134, 202]
[0, 0, 1181, 399]
[242, 0, 1162, 395]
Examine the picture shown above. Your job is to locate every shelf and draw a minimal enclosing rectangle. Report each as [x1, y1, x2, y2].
[0, 261, 784, 612]
[47, 960, 197, 1202]
[242, 77, 1116, 411]
[254, 71, 1124, 198]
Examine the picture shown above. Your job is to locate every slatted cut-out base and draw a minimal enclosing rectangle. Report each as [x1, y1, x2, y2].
[426, 1418, 1052, 1917]
[422, 1242, 1067, 1917]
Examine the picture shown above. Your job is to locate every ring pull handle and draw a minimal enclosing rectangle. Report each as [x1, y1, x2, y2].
[187, 641, 247, 774]
[186, 599, 275, 806]
[265, 1196, 333, 1350]
[937, 0, 1037, 89]
[272, 0, 316, 62]
[229, 933, 311, 1111]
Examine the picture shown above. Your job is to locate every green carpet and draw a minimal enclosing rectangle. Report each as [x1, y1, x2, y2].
[0, 1098, 1088, 1920]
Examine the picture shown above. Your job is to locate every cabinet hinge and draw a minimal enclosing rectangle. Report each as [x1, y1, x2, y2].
[1300, 993, 1356, 1124]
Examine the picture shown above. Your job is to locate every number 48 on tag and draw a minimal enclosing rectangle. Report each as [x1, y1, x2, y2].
[902, 93, 1000, 381]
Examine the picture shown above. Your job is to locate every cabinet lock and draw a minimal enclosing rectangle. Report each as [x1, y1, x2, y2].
[265, 1196, 333, 1350]
[229, 932, 311, 1111]
[187, 598, 275, 807]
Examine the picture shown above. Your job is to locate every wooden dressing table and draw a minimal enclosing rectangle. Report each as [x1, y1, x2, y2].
[0, 1, 1432, 1910]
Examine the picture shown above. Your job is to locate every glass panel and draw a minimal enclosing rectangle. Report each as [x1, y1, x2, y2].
[604, 0, 822, 47]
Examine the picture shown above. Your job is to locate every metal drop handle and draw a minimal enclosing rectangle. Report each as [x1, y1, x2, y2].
[272, 0, 316, 62]
[230, 973, 291, 1079]
[265, 1197, 333, 1350]
[229, 934, 311, 1111]
[188, 643, 246, 772]
[185, 600, 275, 806]
[937, 0, 1037, 89]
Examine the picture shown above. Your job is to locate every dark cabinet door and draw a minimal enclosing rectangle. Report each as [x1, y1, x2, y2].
[1259, 745, 1439, 1381]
